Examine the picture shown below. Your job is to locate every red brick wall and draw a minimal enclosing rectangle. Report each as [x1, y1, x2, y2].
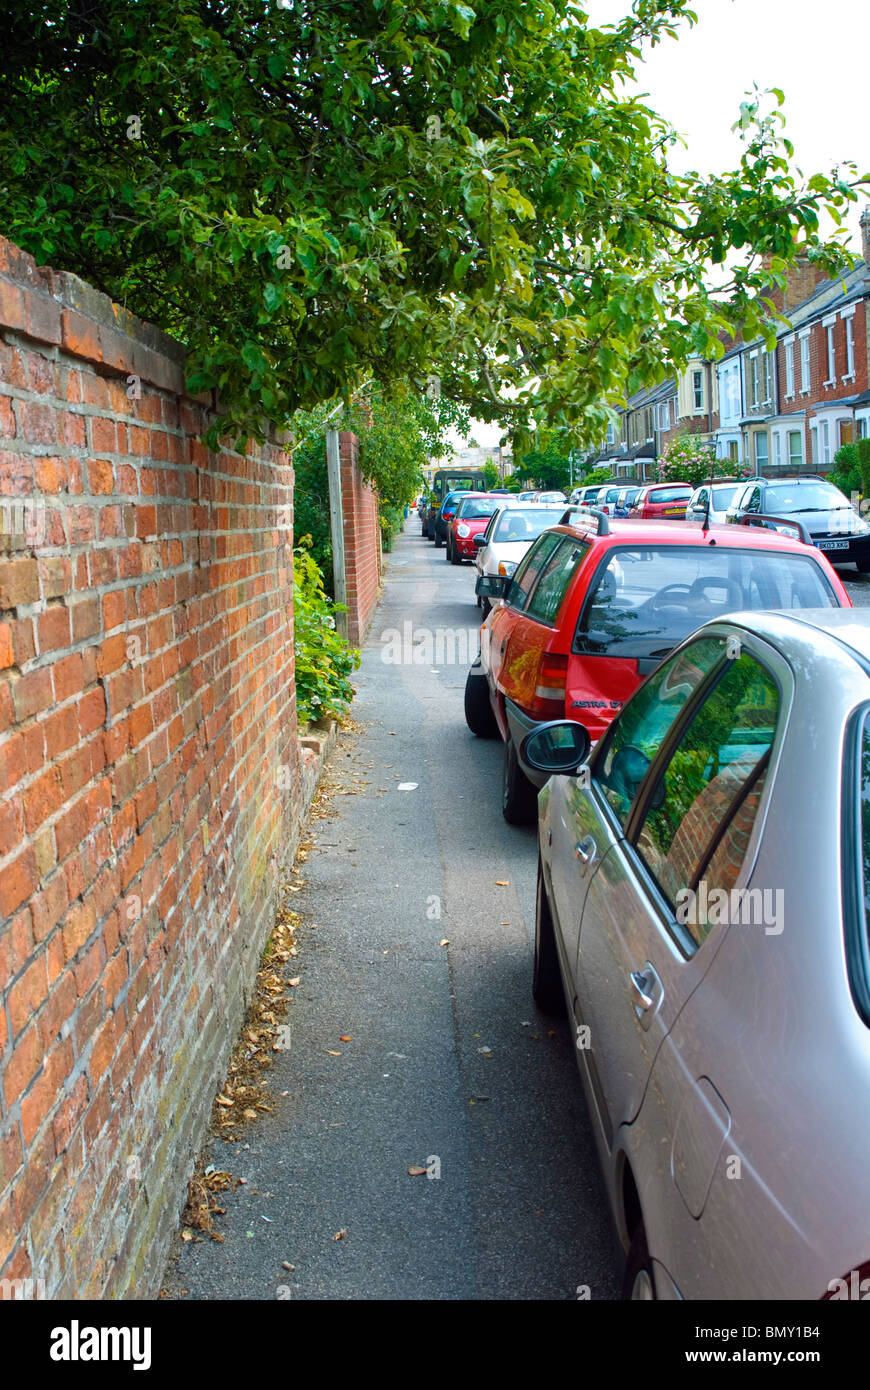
[775, 300, 869, 463]
[0, 237, 303, 1297]
[338, 431, 380, 647]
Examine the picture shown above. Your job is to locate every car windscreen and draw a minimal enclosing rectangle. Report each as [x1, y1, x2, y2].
[492, 508, 564, 543]
[574, 545, 840, 660]
[766, 483, 850, 512]
[711, 485, 739, 508]
[458, 498, 499, 519]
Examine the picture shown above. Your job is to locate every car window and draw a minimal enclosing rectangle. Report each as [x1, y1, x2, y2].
[574, 545, 839, 660]
[525, 538, 590, 624]
[459, 498, 499, 520]
[743, 485, 762, 513]
[650, 486, 691, 504]
[493, 508, 562, 544]
[766, 483, 849, 513]
[712, 485, 738, 509]
[508, 532, 564, 609]
[596, 637, 726, 829]
[632, 653, 779, 948]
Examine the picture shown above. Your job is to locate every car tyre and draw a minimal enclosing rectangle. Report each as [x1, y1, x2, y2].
[533, 858, 565, 1015]
[435, 531, 444, 548]
[502, 738, 538, 825]
[857, 561, 870, 575]
[450, 543, 462, 565]
[622, 1220, 656, 1301]
[480, 596, 491, 618]
[464, 667, 499, 738]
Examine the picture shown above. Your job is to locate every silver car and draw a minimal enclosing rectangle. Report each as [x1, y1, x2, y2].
[523, 607, 870, 1300]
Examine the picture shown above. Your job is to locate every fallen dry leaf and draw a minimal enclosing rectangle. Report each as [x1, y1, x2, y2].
[407, 1166, 427, 1177]
[339, 1035, 351, 1042]
[333, 1229, 347, 1241]
[288, 977, 301, 987]
[439, 938, 450, 947]
[495, 880, 509, 887]
[326, 1050, 342, 1056]
[216, 1095, 234, 1108]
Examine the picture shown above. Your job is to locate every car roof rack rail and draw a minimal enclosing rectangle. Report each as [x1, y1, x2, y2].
[559, 505, 610, 535]
[736, 513, 812, 545]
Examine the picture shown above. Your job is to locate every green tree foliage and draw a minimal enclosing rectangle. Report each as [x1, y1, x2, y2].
[1, 1, 865, 446]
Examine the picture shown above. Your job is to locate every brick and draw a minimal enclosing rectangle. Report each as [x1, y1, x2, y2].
[10, 667, 52, 722]
[78, 687, 106, 737]
[70, 598, 100, 643]
[8, 955, 49, 1038]
[23, 767, 63, 833]
[0, 278, 26, 332]
[0, 624, 12, 670]
[37, 604, 71, 654]
[2, 1020, 43, 1108]
[0, 395, 16, 436]
[52, 652, 84, 702]
[0, 558, 39, 608]
[0, 796, 23, 857]
[87, 457, 114, 493]
[39, 556, 71, 598]
[61, 308, 102, 363]
[0, 847, 37, 920]
[30, 875, 68, 945]
[34, 457, 68, 494]
[18, 401, 57, 446]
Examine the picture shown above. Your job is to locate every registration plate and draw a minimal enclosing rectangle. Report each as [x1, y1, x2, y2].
[817, 540, 849, 551]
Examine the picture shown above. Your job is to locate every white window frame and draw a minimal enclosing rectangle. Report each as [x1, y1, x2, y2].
[820, 419, 831, 464]
[754, 431, 769, 469]
[784, 337, 795, 398]
[843, 307, 856, 380]
[748, 353, 759, 408]
[787, 429, 803, 469]
[773, 431, 782, 468]
[692, 370, 704, 413]
[799, 331, 811, 394]
[824, 317, 836, 386]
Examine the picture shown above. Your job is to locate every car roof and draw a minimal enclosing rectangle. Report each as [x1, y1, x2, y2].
[767, 609, 870, 665]
[555, 516, 837, 555]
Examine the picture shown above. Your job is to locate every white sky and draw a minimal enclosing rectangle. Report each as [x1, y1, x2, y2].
[457, 0, 869, 448]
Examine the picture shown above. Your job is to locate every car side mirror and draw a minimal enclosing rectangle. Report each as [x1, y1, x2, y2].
[520, 721, 591, 776]
[475, 574, 508, 600]
[473, 534, 487, 548]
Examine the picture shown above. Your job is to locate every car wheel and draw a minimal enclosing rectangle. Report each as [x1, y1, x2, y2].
[445, 539, 453, 562]
[435, 532, 444, 548]
[857, 561, 870, 575]
[464, 666, 499, 738]
[480, 596, 491, 618]
[533, 857, 565, 1014]
[622, 1220, 656, 1301]
[502, 738, 538, 826]
[450, 544, 462, 565]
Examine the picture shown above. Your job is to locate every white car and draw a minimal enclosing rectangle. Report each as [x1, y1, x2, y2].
[472, 503, 567, 613]
[535, 490, 567, 504]
[686, 480, 742, 526]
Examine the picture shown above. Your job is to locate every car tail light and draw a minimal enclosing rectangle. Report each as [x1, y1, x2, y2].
[822, 1261, 870, 1299]
[531, 653, 569, 719]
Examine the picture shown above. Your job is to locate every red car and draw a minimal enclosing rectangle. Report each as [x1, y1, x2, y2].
[446, 493, 502, 564]
[629, 483, 692, 519]
[465, 512, 851, 823]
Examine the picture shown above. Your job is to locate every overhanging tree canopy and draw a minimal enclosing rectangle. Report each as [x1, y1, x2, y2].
[1, 0, 865, 445]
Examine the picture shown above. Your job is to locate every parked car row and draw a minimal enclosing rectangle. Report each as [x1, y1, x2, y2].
[455, 497, 870, 1299]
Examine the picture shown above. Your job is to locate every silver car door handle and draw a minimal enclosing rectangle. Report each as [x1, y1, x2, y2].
[629, 969, 655, 1011]
[575, 835, 596, 864]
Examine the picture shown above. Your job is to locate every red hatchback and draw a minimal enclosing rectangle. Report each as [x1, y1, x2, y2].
[629, 483, 692, 519]
[446, 494, 502, 564]
[465, 511, 851, 823]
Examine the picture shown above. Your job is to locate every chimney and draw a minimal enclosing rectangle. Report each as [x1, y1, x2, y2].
[781, 258, 830, 314]
[861, 205, 870, 268]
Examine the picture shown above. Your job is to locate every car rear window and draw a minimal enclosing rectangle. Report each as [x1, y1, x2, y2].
[458, 498, 499, 519]
[648, 487, 692, 503]
[508, 531, 563, 608]
[493, 508, 563, 544]
[712, 485, 739, 508]
[574, 545, 840, 660]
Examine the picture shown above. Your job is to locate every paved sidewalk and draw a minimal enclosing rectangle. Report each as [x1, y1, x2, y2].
[161, 524, 619, 1300]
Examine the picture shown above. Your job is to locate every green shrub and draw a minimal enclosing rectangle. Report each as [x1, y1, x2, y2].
[859, 438, 870, 496]
[293, 542, 360, 728]
[831, 441, 860, 497]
